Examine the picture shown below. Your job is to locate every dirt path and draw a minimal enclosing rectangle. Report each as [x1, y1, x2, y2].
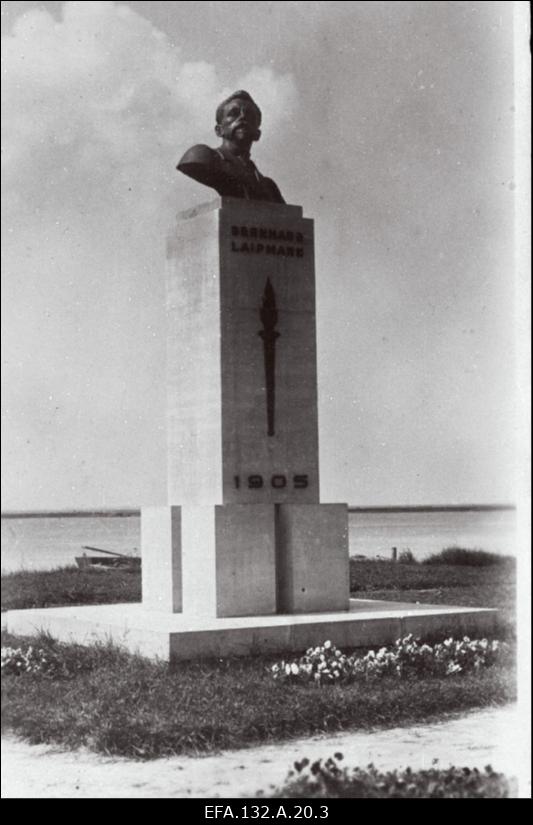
[1, 704, 528, 798]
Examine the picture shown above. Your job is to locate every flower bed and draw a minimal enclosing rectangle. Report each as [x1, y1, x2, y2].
[2, 629, 516, 759]
[271, 635, 508, 685]
[1, 645, 62, 677]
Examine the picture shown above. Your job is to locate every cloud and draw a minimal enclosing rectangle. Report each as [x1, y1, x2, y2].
[2, 1, 296, 212]
[1, 1, 297, 508]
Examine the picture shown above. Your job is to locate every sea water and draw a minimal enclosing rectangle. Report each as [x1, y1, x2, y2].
[1, 508, 517, 573]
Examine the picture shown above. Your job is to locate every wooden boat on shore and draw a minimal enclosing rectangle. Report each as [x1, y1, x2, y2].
[75, 545, 141, 570]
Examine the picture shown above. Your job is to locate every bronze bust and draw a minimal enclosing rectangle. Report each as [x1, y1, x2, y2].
[177, 90, 285, 204]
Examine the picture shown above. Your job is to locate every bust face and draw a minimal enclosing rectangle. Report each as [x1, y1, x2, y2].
[215, 97, 261, 146]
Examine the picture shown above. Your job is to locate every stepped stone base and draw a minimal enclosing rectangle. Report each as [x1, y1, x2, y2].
[4, 600, 499, 662]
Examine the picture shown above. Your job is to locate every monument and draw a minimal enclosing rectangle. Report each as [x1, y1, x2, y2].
[143, 91, 349, 620]
[5, 92, 498, 660]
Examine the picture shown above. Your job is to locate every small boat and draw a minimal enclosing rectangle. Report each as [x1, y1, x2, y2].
[75, 545, 141, 570]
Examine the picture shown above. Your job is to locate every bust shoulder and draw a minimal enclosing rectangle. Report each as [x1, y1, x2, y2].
[260, 177, 285, 204]
[177, 144, 225, 188]
[177, 144, 217, 169]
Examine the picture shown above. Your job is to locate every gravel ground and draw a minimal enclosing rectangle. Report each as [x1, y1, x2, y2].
[1, 703, 529, 798]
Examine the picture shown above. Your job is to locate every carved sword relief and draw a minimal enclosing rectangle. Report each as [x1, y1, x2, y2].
[258, 278, 280, 437]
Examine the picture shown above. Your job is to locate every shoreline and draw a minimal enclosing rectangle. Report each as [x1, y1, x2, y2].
[1, 503, 517, 519]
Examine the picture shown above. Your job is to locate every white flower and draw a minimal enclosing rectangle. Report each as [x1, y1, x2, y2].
[323, 640, 332, 650]
[290, 663, 300, 676]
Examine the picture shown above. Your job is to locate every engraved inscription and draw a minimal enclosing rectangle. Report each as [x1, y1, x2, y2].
[231, 225, 304, 257]
[233, 474, 309, 490]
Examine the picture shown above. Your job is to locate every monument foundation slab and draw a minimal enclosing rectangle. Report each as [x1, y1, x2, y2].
[4, 601, 499, 663]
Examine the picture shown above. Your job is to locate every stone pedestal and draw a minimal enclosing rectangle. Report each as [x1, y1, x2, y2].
[142, 198, 349, 617]
[165, 198, 320, 506]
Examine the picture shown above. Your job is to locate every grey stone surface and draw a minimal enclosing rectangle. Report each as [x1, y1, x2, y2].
[4, 601, 500, 662]
[276, 503, 350, 613]
[165, 197, 320, 507]
[141, 506, 181, 613]
[214, 504, 277, 617]
[179, 504, 277, 618]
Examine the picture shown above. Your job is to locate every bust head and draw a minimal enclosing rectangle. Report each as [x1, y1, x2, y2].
[214, 90, 262, 150]
[177, 90, 284, 203]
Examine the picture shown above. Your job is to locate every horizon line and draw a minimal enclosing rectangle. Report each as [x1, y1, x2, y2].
[0, 503, 517, 519]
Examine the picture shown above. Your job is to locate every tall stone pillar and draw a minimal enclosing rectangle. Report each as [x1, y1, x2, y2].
[142, 197, 349, 617]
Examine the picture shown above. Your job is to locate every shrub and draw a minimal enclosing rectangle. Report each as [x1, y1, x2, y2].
[423, 548, 514, 567]
[271, 636, 509, 685]
[398, 549, 416, 564]
[268, 754, 516, 798]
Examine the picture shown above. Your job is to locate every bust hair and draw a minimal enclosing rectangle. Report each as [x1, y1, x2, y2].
[215, 90, 262, 125]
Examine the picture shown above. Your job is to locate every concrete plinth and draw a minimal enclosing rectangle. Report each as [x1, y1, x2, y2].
[276, 504, 349, 613]
[184, 504, 277, 618]
[142, 502, 348, 618]
[141, 506, 182, 613]
[4, 600, 499, 663]
[142, 504, 277, 618]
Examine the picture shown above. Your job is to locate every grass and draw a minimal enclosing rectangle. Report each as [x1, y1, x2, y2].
[1, 566, 141, 612]
[350, 558, 516, 631]
[1, 630, 515, 760]
[1, 556, 517, 760]
[349, 557, 515, 594]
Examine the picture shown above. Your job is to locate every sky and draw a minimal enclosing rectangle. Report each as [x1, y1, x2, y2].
[0, 1, 525, 510]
